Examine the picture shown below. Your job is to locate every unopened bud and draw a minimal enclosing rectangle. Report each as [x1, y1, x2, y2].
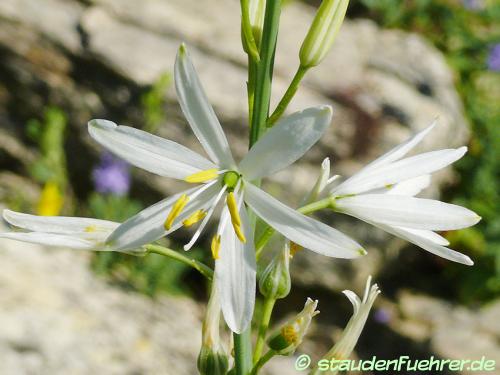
[268, 298, 319, 355]
[259, 244, 291, 299]
[299, 0, 349, 68]
[198, 287, 229, 375]
[197, 347, 229, 375]
[242, 0, 266, 54]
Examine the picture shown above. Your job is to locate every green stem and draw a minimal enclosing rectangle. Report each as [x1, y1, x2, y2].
[267, 65, 309, 127]
[250, 350, 276, 375]
[235, 2, 282, 375]
[144, 244, 213, 280]
[253, 298, 276, 363]
[247, 57, 257, 126]
[234, 329, 253, 375]
[249, 0, 281, 147]
[256, 197, 333, 259]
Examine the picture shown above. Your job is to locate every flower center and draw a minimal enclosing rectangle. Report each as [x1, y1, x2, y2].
[223, 171, 240, 191]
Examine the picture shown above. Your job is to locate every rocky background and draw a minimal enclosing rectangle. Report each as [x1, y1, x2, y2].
[0, 0, 498, 374]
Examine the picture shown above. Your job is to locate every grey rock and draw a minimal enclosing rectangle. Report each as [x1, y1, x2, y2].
[479, 300, 500, 337]
[0, 235, 204, 375]
[391, 292, 500, 372]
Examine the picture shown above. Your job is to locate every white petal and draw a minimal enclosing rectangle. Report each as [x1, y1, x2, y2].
[358, 121, 436, 173]
[174, 45, 235, 168]
[375, 222, 473, 265]
[386, 175, 431, 196]
[107, 184, 220, 251]
[301, 157, 331, 205]
[88, 119, 215, 179]
[342, 290, 361, 315]
[239, 106, 332, 180]
[323, 174, 341, 193]
[244, 183, 365, 258]
[0, 232, 97, 250]
[183, 185, 228, 251]
[3, 209, 119, 234]
[333, 147, 466, 195]
[334, 194, 481, 231]
[392, 226, 449, 246]
[215, 203, 256, 333]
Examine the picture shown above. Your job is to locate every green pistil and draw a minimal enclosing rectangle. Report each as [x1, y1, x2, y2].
[223, 171, 241, 190]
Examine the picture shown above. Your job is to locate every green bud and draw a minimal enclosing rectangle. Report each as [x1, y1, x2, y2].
[259, 244, 291, 299]
[299, 0, 349, 68]
[197, 346, 229, 375]
[267, 298, 319, 355]
[242, 0, 266, 54]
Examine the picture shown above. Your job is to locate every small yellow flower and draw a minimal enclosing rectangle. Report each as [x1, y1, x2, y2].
[37, 182, 63, 216]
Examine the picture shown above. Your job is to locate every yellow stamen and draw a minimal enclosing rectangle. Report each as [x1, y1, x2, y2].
[164, 194, 190, 230]
[226, 192, 246, 243]
[185, 169, 219, 183]
[233, 223, 247, 243]
[182, 210, 207, 227]
[226, 192, 241, 226]
[211, 235, 221, 260]
[289, 242, 303, 258]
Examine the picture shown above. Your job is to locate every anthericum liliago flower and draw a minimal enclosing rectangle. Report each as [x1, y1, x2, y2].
[86, 44, 366, 333]
[317, 121, 481, 265]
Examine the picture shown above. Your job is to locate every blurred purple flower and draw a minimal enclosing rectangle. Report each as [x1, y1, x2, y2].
[488, 44, 500, 72]
[462, 0, 484, 10]
[92, 152, 131, 196]
[373, 308, 392, 324]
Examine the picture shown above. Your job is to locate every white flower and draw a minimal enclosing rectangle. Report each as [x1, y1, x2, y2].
[0, 210, 138, 252]
[312, 276, 379, 375]
[87, 45, 365, 333]
[321, 121, 481, 265]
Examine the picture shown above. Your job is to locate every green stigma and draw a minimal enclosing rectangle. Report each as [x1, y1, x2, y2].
[223, 171, 240, 190]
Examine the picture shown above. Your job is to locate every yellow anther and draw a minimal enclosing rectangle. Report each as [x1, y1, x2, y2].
[164, 194, 190, 230]
[226, 192, 241, 226]
[226, 192, 246, 243]
[289, 242, 303, 258]
[233, 223, 247, 243]
[85, 225, 97, 233]
[211, 235, 221, 260]
[182, 210, 207, 227]
[281, 325, 299, 345]
[185, 169, 219, 183]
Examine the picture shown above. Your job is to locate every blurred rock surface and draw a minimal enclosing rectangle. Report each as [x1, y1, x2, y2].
[0, 235, 298, 375]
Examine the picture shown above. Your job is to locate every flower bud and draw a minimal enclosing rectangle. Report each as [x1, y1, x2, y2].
[242, 0, 266, 54]
[197, 287, 229, 375]
[267, 298, 319, 355]
[299, 0, 349, 68]
[197, 347, 229, 375]
[259, 244, 291, 299]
